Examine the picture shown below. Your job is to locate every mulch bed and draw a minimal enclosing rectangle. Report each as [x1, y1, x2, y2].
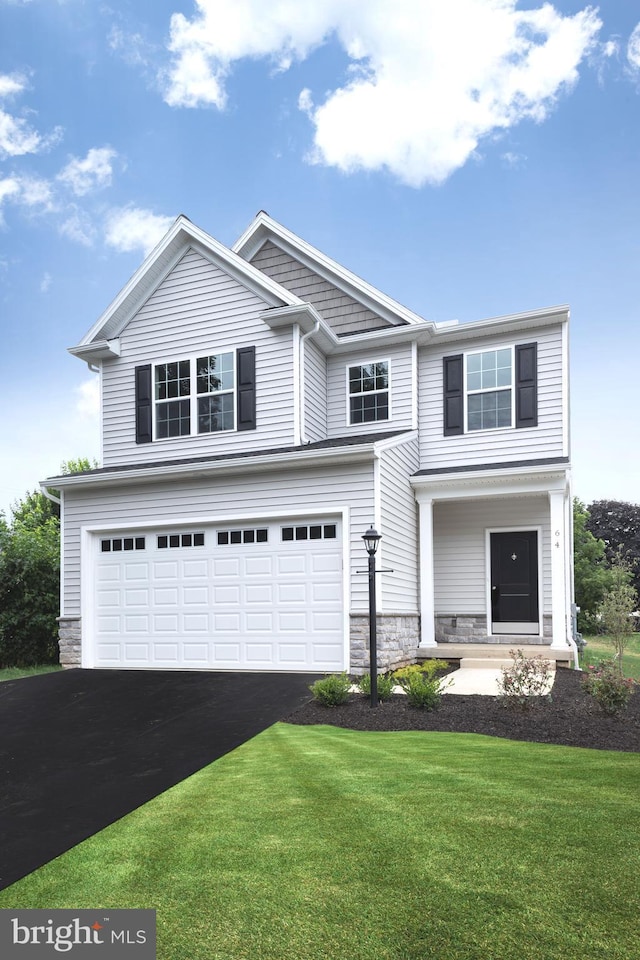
[284, 668, 640, 753]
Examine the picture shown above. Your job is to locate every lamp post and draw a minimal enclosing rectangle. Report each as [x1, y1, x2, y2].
[362, 526, 382, 708]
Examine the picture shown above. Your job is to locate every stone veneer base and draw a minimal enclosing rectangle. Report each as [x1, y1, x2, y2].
[349, 614, 420, 675]
[435, 614, 552, 643]
[57, 617, 82, 668]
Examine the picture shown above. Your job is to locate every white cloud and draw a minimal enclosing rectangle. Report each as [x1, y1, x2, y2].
[628, 23, 640, 74]
[104, 206, 174, 255]
[74, 376, 100, 419]
[40, 271, 52, 293]
[0, 173, 55, 222]
[59, 207, 96, 246]
[0, 71, 63, 159]
[161, 0, 601, 186]
[57, 146, 118, 196]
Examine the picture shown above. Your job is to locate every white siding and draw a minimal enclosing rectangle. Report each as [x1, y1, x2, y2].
[418, 324, 566, 469]
[101, 248, 296, 466]
[379, 437, 420, 612]
[62, 461, 377, 617]
[250, 240, 392, 335]
[327, 343, 415, 438]
[433, 496, 551, 615]
[303, 338, 327, 442]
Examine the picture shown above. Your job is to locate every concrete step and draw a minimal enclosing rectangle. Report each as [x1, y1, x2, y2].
[459, 658, 514, 671]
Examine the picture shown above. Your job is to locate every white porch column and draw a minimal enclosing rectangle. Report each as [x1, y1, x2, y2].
[417, 496, 437, 647]
[549, 489, 569, 650]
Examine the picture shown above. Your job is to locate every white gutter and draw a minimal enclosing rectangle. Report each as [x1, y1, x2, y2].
[39, 484, 61, 506]
[299, 318, 321, 444]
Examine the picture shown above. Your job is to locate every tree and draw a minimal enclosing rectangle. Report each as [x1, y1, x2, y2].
[573, 499, 616, 631]
[0, 493, 60, 666]
[598, 551, 638, 671]
[585, 500, 640, 603]
[0, 458, 97, 667]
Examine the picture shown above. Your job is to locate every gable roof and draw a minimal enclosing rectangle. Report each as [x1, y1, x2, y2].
[69, 216, 306, 362]
[233, 211, 430, 330]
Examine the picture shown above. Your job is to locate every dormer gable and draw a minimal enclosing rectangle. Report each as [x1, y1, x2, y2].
[234, 211, 429, 336]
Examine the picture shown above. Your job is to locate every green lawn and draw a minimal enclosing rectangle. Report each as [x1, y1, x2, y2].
[0, 664, 62, 682]
[1, 724, 638, 960]
[580, 632, 640, 679]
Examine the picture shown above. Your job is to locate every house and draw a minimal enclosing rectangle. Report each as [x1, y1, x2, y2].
[45, 212, 576, 673]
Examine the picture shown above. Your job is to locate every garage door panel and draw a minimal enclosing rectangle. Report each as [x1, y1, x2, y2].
[183, 586, 209, 605]
[94, 516, 344, 670]
[183, 559, 208, 578]
[245, 584, 272, 604]
[214, 585, 240, 604]
[183, 613, 210, 632]
[153, 614, 178, 632]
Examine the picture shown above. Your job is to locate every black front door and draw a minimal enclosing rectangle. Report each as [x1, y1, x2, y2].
[490, 531, 539, 632]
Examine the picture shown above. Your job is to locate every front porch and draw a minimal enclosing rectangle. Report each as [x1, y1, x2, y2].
[411, 461, 577, 669]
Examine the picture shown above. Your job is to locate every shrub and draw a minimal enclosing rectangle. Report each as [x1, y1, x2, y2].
[392, 661, 450, 710]
[358, 672, 395, 701]
[581, 659, 635, 716]
[497, 649, 553, 709]
[309, 673, 352, 707]
[392, 660, 448, 684]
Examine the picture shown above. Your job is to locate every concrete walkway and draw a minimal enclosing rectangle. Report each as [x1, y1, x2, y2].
[443, 658, 556, 696]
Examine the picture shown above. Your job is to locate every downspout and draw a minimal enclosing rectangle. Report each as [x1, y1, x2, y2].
[299, 319, 321, 445]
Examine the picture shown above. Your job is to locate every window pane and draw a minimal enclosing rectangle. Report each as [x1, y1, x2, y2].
[169, 534, 179, 548]
[243, 529, 255, 544]
[182, 534, 192, 547]
[194, 533, 205, 546]
[256, 529, 268, 543]
[467, 390, 511, 431]
[158, 536, 168, 549]
[309, 525, 322, 539]
[282, 527, 294, 541]
[217, 531, 229, 545]
[156, 399, 190, 438]
[295, 526, 308, 540]
[198, 394, 234, 433]
[374, 363, 389, 389]
[324, 524, 337, 539]
[467, 371, 482, 391]
[135, 538, 145, 550]
[123, 538, 134, 551]
[230, 530, 242, 544]
[101, 540, 111, 552]
[467, 354, 481, 374]
[350, 396, 364, 424]
[197, 353, 234, 394]
[112, 539, 122, 551]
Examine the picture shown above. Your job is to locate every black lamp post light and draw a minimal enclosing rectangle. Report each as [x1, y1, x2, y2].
[362, 526, 382, 707]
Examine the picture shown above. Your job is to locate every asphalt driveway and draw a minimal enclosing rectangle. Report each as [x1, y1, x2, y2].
[0, 668, 319, 891]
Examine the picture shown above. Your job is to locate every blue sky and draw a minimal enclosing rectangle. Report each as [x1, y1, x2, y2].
[0, 0, 639, 517]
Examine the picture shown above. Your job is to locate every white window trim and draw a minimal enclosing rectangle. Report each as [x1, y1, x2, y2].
[152, 351, 237, 441]
[345, 357, 392, 426]
[464, 346, 515, 434]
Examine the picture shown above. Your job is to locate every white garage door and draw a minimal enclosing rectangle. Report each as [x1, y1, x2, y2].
[93, 518, 344, 671]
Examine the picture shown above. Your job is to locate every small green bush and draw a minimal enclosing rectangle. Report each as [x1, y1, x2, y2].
[400, 672, 442, 709]
[497, 649, 553, 709]
[309, 673, 352, 707]
[358, 672, 395, 701]
[392, 661, 449, 710]
[392, 660, 448, 684]
[581, 658, 635, 716]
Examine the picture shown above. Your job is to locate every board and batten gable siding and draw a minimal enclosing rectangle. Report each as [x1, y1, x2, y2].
[379, 436, 420, 613]
[100, 248, 296, 466]
[326, 343, 415, 438]
[433, 496, 551, 615]
[418, 324, 565, 469]
[303, 337, 328, 442]
[249, 239, 392, 336]
[61, 461, 377, 618]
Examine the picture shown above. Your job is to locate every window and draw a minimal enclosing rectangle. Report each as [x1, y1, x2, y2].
[466, 348, 512, 431]
[197, 353, 235, 433]
[101, 537, 146, 552]
[348, 361, 389, 424]
[217, 528, 268, 545]
[281, 524, 337, 541]
[157, 532, 205, 549]
[155, 361, 191, 438]
[153, 353, 235, 438]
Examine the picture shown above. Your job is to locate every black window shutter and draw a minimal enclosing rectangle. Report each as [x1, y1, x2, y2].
[515, 342, 538, 429]
[135, 364, 153, 444]
[443, 354, 464, 436]
[236, 346, 256, 431]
